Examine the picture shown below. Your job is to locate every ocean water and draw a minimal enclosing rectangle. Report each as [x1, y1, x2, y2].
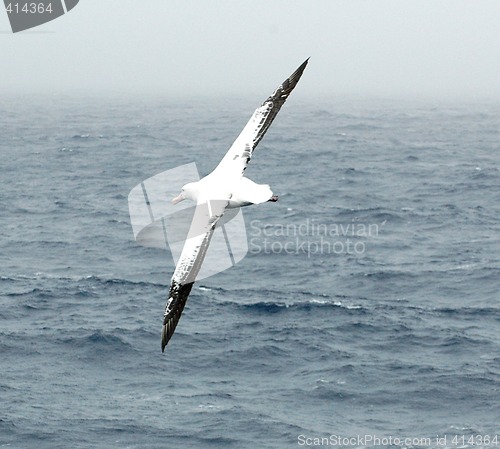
[0, 95, 498, 449]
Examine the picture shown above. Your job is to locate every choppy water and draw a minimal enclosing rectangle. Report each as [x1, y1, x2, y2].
[1, 95, 499, 448]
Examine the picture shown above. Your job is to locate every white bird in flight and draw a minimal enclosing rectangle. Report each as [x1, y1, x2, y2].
[162, 58, 309, 351]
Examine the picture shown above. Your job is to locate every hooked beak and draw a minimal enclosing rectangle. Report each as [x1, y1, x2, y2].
[172, 193, 184, 205]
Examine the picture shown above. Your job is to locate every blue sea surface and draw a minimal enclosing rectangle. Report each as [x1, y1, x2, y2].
[0, 95, 499, 449]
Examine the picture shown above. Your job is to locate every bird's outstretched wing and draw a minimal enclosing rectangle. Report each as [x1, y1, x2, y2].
[213, 58, 309, 177]
[161, 199, 227, 351]
[162, 59, 309, 351]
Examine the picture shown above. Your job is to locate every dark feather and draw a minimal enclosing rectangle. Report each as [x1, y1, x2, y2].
[161, 281, 194, 352]
[252, 58, 309, 149]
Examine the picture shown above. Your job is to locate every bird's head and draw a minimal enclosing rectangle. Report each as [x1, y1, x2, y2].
[172, 182, 197, 204]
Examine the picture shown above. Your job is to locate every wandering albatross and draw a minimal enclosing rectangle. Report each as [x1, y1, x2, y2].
[161, 58, 309, 351]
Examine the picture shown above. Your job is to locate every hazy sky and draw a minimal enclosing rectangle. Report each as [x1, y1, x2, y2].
[1, 0, 500, 100]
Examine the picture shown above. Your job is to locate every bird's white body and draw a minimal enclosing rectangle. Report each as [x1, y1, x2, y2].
[174, 175, 273, 209]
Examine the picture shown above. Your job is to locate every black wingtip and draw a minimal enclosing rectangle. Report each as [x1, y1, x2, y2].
[292, 58, 309, 78]
[161, 324, 167, 352]
[296, 57, 310, 74]
[160, 281, 194, 352]
[280, 58, 310, 97]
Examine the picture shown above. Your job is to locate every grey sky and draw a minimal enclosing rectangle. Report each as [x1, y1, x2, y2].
[1, 0, 500, 100]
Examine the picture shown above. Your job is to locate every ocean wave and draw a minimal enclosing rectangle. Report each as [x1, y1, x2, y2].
[337, 123, 384, 131]
[5, 288, 55, 299]
[195, 284, 368, 313]
[310, 384, 358, 401]
[56, 330, 134, 351]
[440, 334, 493, 348]
[238, 299, 366, 314]
[228, 344, 290, 360]
[432, 306, 499, 317]
[0, 417, 17, 433]
[333, 206, 404, 223]
[362, 270, 419, 280]
[1, 272, 168, 289]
